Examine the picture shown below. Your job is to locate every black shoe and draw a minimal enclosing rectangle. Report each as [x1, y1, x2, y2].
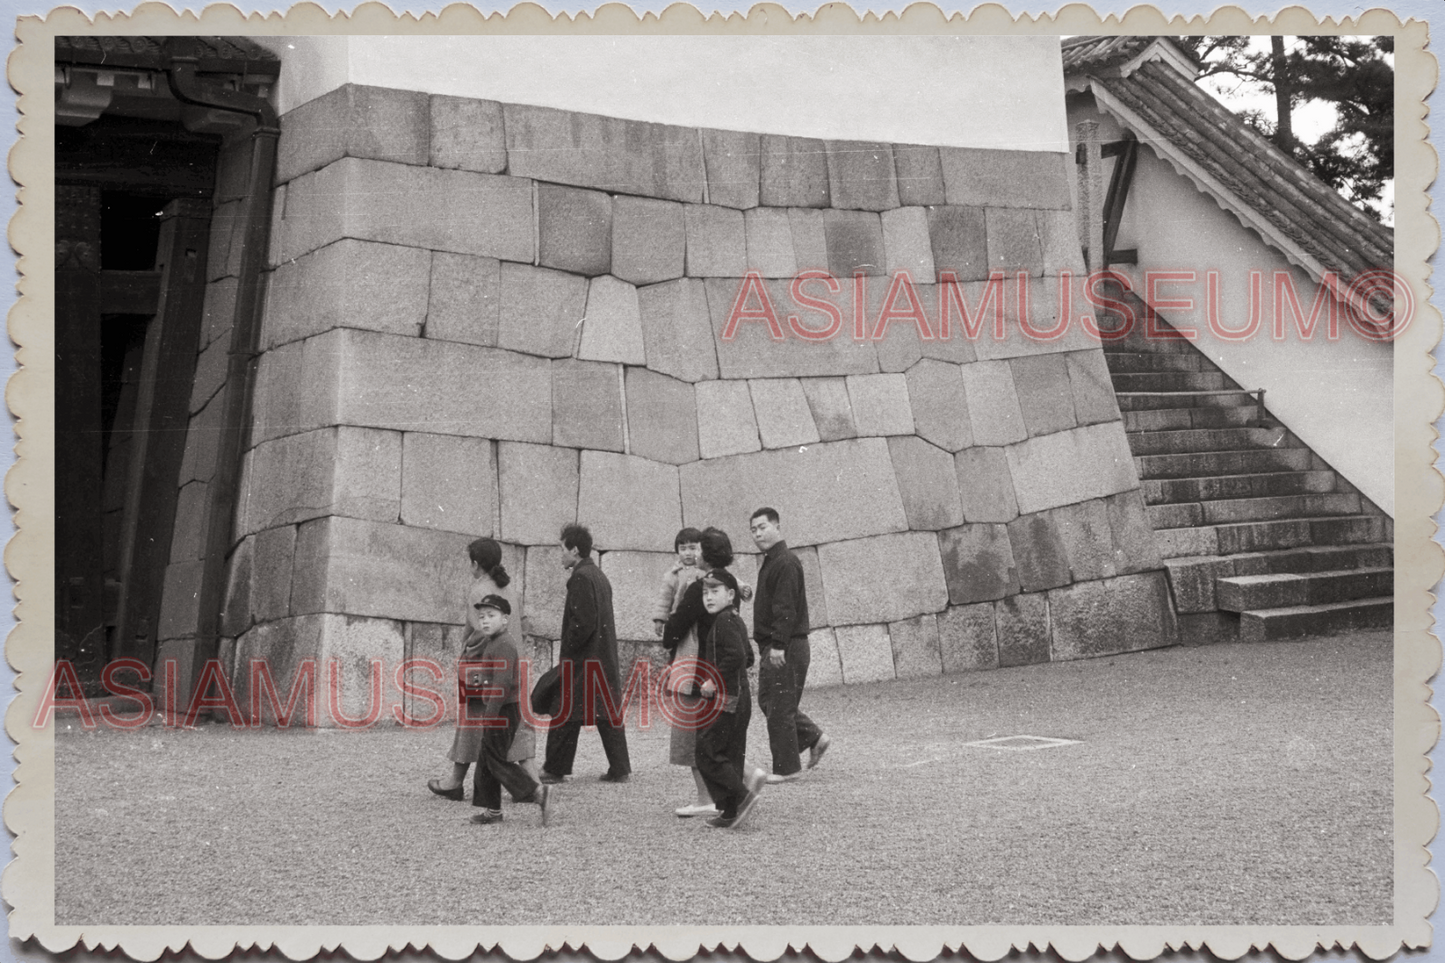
[706, 813, 737, 828]
[427, 778, 464, 801]
[469, 810, 504, 825]
[539, 771, 565, 784]
[599, 771, 630, 783]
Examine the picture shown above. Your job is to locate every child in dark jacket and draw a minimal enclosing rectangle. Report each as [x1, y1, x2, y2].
[694, 568, 766, 829]
[461, 595, 550, 827]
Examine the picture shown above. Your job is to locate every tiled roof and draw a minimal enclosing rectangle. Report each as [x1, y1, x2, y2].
[1066, 36, 1392, 299]
[55, 36, 280, 77]
[1060, 36, 1159, 72]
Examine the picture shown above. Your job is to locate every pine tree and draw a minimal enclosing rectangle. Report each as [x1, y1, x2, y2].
[1180, 36, 1393, 221]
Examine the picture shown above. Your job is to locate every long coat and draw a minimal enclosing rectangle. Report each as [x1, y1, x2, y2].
[559, 557, 622, 697]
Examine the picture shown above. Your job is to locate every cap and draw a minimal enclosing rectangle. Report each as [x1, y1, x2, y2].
[701, 567, 739, 594]
[473, 594, 511, 616]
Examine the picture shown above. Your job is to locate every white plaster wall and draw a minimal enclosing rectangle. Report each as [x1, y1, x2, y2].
[255, 35, 1069, 151]
[1067, 96, 1394, 516]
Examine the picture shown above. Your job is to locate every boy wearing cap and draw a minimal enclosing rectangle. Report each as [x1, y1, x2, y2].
[694, 568, 766, 829]
[461, 594, 551, 827]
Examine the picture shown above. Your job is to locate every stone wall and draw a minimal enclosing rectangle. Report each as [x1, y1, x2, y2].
[223, 84, 1177, 724]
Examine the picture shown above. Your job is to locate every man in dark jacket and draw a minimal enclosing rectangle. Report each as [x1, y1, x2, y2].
[541, 523, 633, 783]
[750, 507, 831, 783]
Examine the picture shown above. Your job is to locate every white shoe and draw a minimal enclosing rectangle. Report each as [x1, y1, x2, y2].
[744, 767, 768, 794]
[807, 734, 832, 770]
[765, 772, 800, 785]
[675, 802, 720, 818]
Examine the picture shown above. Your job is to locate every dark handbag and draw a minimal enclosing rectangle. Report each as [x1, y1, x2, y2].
[530, 663, 563, 717]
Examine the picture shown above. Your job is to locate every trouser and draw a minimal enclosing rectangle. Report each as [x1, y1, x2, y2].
[473, 702, 541, 810]
[757, 636, 823, 776]
[695, 690, 751, 818]
[542, 674, 632, 777]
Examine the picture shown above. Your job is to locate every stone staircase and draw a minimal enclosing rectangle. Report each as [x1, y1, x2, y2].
[1101, 315, 1393, 644]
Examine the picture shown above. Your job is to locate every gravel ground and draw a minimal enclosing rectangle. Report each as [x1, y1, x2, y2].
[55, 633, 1393, 927]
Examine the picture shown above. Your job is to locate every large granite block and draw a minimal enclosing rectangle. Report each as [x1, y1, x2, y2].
[1164, 555, 1235, 614]
[1065, 349, 1121, 425]
[626, 368, 700, 466]
[208, 201, 243, 282]
[157, 559, 204, 641]
[788, 208, 830, 272]
[599, 550, 683, 642]
[503, 102, 705, 203]
[430, 95, 506, 174]
[890, 614, 943, 679]
[695, 379, 762, 458]
[801, 377, 859, 441]
[679, 438, 908, 551]
[893, 145, 946, 207]
[637, 278, 719, 383]
[1005, 421, 1139, 515]
[760, 135, 830, 208]
[401, 432, 494, 536]
[537, 183, 613, 277]
[611, 196, 685, 286]
[701, 128, 761, 210]
[744, 208, 799, 279]
[290, 515, 473, 623]
[578, 275, 646, 365]
[824, 209, 886, 278]
[973, 277, 1102, 361]
[834, 624, 895, 684]
[578, 451, 682, 553]
[932, 278, 1003, 355]
[790, 544, 829, 629]
[994, 593, 1050, 668]
[248, 335, 332, 446]
[939, 523, 1019, 603]
[277, 158, 533, 264]
[939, 148, 1072, 210]
[1006, 510, 1070, 592]
[523, 545, 570, 639]
[427, 253, 501, 347]
[881, 207, 936, 282]
[189, 334, 228, 415]
[331, 329, 553, 442]
[498, 442, 579, 546]
[845, 373, 914, 436]
[220, 536, 254, 637]
[240, 426, 401, 536]
[276, 84, 429, 185]
[1038, 208, 1086, 274]
[1011, 353, 1078, 437]
[252, 523, 297, 623]
[926, 205, 989, 282]
[553, 359, 625, 452]
[1053, 498, 1117, 582]
[818, 531, 948, 626]
[1048, 571, 1178, 660]
[706, 277, 879, 379]
[937, 603, 999, 673]
[905, 358, 973, 452]
[986, 208, 1045, 277]
[404, 622, 470, 724]
[960, 360, 1028, 446]
[1104, 489, 1163, 574]
[684, 204, 748, 278]
[169, 480, 210, 563]
[888, 436, 964, 530]
[201, 275, 238, 349]
[497, 260, 586, 358]
[826, 140, 900, 212]
[804, 628, 844, 688]
[749, 378, 820, 450]
[262, 238, 430, 350]
[954, 446, 1019, 524]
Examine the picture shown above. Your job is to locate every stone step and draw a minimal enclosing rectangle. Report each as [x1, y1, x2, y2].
[1098, 323, 1202, 355]
[1111, 371, 1234, 393]
[1237, 597, 1393, 642]
[1142, 470, 1339, 504]
[1124, 405, 1263, 432]
[1127, 426, 1299, 456]
[1155, 514, 1388, 559]
[1162, 543, 1394, 614]
[1102, 350, 1207, 373]
[1217, 567, 1393, 613]
[1136, 447, 1314, 479]
[1116, 391, 1257, 412]
[1147, 492, 1361, 529]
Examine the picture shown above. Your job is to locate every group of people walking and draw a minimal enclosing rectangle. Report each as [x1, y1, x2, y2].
[425, 508, 832, 831]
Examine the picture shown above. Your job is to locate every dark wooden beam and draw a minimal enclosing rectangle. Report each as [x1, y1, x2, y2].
[99, 270, 162, 316]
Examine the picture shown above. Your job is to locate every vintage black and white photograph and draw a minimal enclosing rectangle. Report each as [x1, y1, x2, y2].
[10, 9, 1438, 959]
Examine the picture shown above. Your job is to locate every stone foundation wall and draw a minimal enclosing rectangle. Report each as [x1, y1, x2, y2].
[223, 83, 1177, 724]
